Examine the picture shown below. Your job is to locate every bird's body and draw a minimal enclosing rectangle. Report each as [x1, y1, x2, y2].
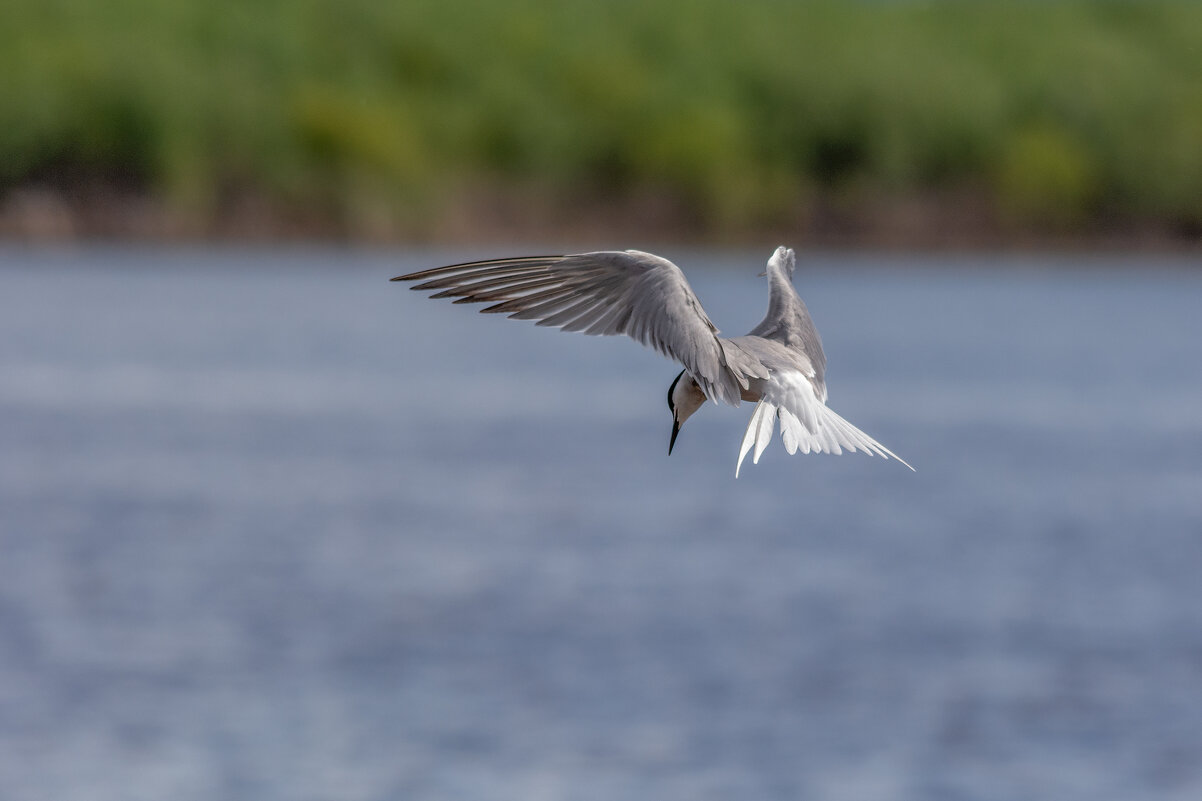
[392, 246, 911, 475]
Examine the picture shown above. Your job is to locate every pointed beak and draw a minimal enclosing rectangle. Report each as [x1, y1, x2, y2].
[668, 417, 682, 455]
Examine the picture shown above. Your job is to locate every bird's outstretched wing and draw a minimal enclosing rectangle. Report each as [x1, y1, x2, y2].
[393, 251, 766, 406]
[746, 248, 827, 398]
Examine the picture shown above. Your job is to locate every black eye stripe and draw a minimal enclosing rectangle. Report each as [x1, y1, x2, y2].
[666, 369, 685, 411]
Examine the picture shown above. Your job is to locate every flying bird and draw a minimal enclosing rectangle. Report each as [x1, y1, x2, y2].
[392, 246, 912, 476]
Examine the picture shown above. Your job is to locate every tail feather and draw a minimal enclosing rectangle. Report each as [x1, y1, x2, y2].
[734, 399, 914, 476]
[736, 400, 776, 478]
[752, 401, 776, 463]
[778, 407, 802, 454]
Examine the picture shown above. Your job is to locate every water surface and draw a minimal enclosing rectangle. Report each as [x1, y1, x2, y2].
[2, 246, 1200, 801]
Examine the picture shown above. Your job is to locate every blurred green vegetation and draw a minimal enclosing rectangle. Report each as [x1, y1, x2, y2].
[3, 0, 1201, 237]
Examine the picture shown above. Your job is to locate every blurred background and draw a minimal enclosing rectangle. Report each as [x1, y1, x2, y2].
[2, 2, 1201, 801]
[3, 0, 1202, 245]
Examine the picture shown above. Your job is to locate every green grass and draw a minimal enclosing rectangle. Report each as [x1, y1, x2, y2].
[4, 0, 1202, 236]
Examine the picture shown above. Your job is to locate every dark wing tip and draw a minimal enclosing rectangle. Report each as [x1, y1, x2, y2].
[391, 255, 568, 285]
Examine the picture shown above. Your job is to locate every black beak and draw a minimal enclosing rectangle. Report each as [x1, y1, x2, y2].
[668, 418, 681, 454]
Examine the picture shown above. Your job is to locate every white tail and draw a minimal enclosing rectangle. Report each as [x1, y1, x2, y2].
[735, 399, 913, 477]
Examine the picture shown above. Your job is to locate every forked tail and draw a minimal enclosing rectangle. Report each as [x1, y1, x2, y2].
[735, 400, 914, 477]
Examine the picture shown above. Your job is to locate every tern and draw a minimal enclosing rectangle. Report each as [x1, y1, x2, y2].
[392, 246, 912, 476]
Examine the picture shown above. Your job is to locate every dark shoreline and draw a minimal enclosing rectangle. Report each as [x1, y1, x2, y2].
[3, 184, 1199, 253]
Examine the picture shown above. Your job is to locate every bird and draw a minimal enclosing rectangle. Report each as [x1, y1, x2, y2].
[392, 246, 912, 476]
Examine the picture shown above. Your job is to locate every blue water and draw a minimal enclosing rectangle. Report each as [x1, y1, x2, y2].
[2, 245, 1200, 801]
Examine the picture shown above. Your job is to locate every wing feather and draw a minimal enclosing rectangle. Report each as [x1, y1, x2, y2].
[394, 251, 763, 405]
[746, 249, 828, 399]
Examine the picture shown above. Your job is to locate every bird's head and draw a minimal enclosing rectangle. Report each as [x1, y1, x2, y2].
[666, 369, 706, 454]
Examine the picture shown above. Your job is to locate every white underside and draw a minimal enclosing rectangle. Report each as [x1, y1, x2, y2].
[735, 369, 913, 477]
